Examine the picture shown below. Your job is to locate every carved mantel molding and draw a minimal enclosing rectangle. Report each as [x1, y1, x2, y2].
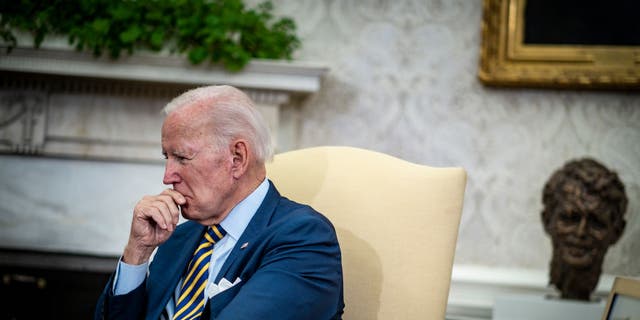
[0, 46, 328, 161]
[0, 47, 327, 93]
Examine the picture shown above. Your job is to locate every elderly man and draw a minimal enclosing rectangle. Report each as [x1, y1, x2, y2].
[95, 85, 344, 319]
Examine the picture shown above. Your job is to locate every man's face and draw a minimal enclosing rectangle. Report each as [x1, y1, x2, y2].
[161, 107, 237, 225]
[551, 184, 615, 268]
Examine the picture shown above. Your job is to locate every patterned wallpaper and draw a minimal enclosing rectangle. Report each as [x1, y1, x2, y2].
[264, 0, 640, 275]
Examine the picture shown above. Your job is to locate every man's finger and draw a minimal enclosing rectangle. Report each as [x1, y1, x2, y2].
[162, 188, 186, 205]
[156, 193, 180, 216]
[139, 206, 170, 230]
[156, 194, 181, 225]
[151, 200, 176, 231]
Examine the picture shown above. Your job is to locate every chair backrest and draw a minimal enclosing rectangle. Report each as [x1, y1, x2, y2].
[266, 146, 466, 319]
[601, 276, 640, 320]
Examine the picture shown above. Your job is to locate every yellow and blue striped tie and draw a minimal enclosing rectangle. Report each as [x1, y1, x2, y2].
[173, 225, 226, 320]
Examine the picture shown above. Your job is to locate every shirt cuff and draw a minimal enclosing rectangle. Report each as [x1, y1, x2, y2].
[113, 259, 148, 295]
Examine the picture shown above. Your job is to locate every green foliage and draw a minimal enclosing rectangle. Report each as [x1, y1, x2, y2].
[0, 0, 300, 71]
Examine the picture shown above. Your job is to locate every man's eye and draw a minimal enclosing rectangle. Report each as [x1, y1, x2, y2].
[560, 212, 580, 224]
[162, 153, 168, 160]
[588, 215, 606, 230]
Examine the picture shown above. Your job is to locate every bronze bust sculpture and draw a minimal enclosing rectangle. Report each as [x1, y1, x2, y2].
[541, 158, 628, 300]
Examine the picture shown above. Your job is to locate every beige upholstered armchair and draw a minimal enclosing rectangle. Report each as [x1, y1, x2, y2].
[266, 146, 466, 319]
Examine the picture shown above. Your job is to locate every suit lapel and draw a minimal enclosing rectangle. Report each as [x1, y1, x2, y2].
[214, 181, 280, 283]
[147, 221, 205, 320]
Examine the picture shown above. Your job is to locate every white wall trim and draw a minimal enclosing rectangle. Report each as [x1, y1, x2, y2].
[446, 264, 615, 320]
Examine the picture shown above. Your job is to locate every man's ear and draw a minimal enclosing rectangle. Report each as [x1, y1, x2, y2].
[608, 219, 626, 245]
[230, 139, 249, 179]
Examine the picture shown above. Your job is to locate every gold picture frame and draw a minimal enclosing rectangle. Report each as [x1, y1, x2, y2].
[479, 0, 640, 89]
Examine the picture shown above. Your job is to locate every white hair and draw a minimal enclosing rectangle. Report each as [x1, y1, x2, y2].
[164, 85, 273, 163]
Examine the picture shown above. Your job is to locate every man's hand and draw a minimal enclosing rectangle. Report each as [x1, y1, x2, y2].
[122, 189, 186, 265]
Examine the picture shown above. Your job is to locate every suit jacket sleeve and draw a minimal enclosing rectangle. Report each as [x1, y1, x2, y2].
[211, 210, 343, 320]
[94, 274, 147, 320]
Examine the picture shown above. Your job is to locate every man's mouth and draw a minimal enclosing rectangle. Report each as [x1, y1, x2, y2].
[561, 242, 598, 267]
[567, 246, 592, 257]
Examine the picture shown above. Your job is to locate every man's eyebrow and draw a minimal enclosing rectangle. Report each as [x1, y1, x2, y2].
[171, 149, 197, 158]
[160, 150, 184, 157]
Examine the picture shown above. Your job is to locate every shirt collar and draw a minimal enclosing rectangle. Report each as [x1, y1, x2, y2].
[219, 178, 269, 241]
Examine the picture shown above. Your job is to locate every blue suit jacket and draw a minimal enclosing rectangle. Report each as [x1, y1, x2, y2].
[95, 182, 344, 319]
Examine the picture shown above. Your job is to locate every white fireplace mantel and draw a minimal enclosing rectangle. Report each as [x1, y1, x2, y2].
[0, 46, 328, 161]
[0, 47, 327, 93]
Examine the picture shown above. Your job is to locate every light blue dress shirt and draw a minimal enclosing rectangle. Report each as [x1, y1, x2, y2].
[113, 178, 270, 318]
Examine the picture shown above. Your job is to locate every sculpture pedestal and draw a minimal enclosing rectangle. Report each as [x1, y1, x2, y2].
[493, 294, 606, 320]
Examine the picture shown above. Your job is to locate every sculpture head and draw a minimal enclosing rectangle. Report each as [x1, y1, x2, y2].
[541, 158, 627, 300]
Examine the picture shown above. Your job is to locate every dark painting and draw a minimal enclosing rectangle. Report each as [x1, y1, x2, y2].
[524, 0, 640, 46]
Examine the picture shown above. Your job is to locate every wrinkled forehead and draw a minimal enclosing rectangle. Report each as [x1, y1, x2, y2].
[557, 188, 616, 221]
[162, 106, 212, 140]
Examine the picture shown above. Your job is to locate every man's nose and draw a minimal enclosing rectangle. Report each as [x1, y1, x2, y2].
[163, 161, 180, 185]
[576, 216, 588, 237]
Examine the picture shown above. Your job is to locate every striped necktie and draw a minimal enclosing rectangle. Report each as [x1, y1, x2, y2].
[173, 225, 227, 320]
